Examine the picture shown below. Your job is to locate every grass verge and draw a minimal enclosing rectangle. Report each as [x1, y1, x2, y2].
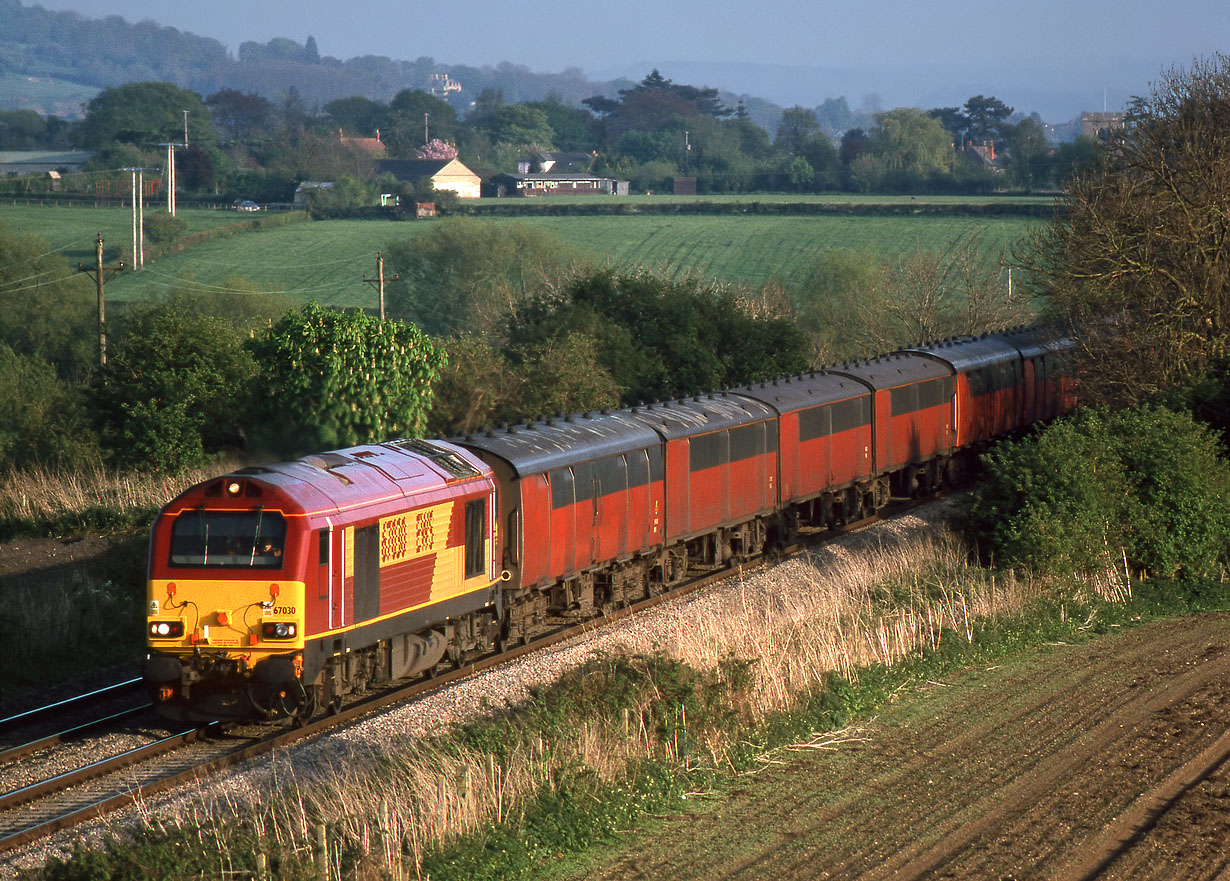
[18, 524, 1230, 881]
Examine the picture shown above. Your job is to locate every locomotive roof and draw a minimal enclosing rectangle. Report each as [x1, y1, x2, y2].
[828, 351, 953, 389]
[730, 372, 872, 414]
[453, 410, 661, 477]
[906, 334, 1024, 372]
[168, 439, 490, 517]
[626, 393, 776, 441]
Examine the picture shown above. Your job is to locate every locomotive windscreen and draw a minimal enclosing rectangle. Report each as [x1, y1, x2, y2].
[168, 510, 287, 568]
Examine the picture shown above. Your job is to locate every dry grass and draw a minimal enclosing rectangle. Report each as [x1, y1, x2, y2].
[115, 516, 1110, 880]
[0, 457, 242, 532]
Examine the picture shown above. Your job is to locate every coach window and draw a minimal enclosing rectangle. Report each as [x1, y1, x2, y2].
[465, 497, 487, 578]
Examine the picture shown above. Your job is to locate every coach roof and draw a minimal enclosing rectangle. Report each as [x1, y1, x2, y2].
[453, 411, 661, 477]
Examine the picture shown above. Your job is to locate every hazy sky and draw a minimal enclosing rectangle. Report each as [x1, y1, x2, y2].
[28, 0, 1230, 117]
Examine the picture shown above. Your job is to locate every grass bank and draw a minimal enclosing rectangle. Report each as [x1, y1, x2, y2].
[0, 459, 242, 704]
[23, 516, 1228, 881]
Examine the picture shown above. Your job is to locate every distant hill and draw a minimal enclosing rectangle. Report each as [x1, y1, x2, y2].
[0, 0, 784, 132]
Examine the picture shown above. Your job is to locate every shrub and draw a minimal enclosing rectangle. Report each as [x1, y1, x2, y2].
[966, 406, 1230, 579]
[0, 344, 99, 470]
[142, 211, 188, 244]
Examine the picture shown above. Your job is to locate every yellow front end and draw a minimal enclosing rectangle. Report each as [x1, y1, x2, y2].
[144, 577, 308, 722]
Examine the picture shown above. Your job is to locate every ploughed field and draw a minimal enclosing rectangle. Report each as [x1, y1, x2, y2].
[560, 613, 1230, 881]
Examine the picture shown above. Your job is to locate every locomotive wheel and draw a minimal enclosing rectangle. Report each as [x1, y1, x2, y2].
[293, 689, 317, 727]
[327, 694, 343, 715]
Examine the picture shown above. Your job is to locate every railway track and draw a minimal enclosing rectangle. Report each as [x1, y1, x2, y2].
[0, 506, 887, 858]
[0, 679, 153, 765]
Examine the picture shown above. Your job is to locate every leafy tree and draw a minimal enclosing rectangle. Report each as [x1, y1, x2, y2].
[927, 106, 969, 144]
[509, 270, 809, 405]
[384, 219, 585, 337]
[1022, 55, 1230, 405]
[1004, 117, 1048, 192]
[74, 81, 216, 148]
[522, 97, 597, 151]
[838, 127, 870, 167]
[816, 96, 854, 136]
[426, 333, 525, 435]
[963, 94, 1014, 143]
[475, 103, 555, 148]
[851, 108, 954, 192]
[205, 89, 274, 143]
[0, 223, 95, 377]
[796, 237, 1029, 361]
[0, 345, 98, 470]
[385, 90, 458, 155]
[92, 304, 257, 472]
[774, 106, 822, 155]
[247, 302, 445, 454]
[324, 96, 387, 137]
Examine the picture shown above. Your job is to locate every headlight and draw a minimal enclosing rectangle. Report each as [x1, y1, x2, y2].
[261, 622, 298, 640]
[149, 621, 186, 639]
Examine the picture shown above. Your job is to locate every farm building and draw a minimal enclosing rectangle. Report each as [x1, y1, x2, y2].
[516, 151, 596, 174]
[374, 158, 482, 199]
[489, 172, 627, 197]
[0, 150, 94, 175]
[293, 181, 336, 209]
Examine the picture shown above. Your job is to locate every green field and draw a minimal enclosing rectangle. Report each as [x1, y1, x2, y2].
[0, 201, 1042, 311]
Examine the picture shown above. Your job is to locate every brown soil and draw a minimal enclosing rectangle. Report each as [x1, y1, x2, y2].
[0, 533, 119, 579]
[559, 613, 1230, 881]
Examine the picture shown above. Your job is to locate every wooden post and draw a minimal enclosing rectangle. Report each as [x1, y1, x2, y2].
[314, 824, 328, 880]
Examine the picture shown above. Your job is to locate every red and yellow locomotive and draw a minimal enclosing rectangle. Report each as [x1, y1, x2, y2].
[144, 439, 501, 722]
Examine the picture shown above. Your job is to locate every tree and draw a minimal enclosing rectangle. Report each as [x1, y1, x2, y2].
[385, 90, 457, 154]
[509, 270, 809, 406]
[1004, 116, 1048, 192]
[1022, 55, 1230, 405]
[75, 81, 216, 148]
[774, 106, 821, 155]
[384, 219, 585, 337]
[324, 96, 387, 137]
[796, 236, 1029, 361]
[0, 345, 97, 470]
[247, 302, 446, 454]
[963, 94, 1013, 143]
[852, 108, 954, 192]
[92, 304, 257, 472]
[475, 104, 554, 148]
[205, 89, 274, 143]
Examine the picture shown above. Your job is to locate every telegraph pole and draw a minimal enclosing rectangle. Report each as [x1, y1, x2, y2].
[123, 167, 148, 269]
[362, 250, 398, 320]
[77, 233, 124, 367]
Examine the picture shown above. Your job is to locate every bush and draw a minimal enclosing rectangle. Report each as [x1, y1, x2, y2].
[0, 345, 99, 470]
[92, 304, 257, 473]
[966, 406, 1230, 579]
[142, 211, 189, 244]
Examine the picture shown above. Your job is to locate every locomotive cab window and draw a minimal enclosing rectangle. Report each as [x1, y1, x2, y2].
[465, 498, 486, 578]
[169, 511, 286, 568]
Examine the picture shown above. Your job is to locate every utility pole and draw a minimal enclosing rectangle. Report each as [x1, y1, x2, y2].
[123, 167, 148, 269]
[77, 233, 124, 367]
[363, 250, 398, 320]
[424, 113, 429, 146]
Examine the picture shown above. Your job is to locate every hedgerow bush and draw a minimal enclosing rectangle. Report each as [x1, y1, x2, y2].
[966, 405, 1230, 579]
